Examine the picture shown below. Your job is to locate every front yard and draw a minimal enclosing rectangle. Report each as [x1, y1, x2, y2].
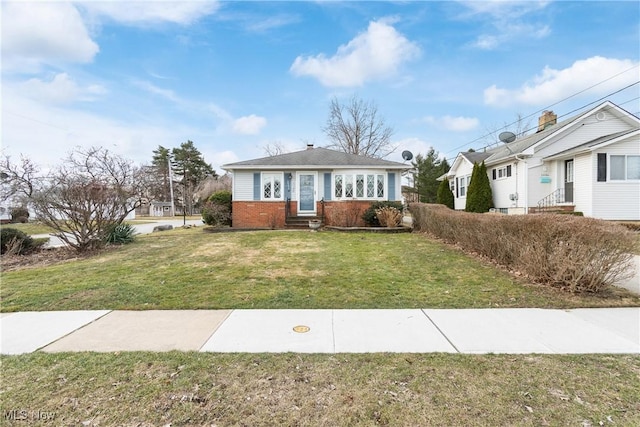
[2, 228, 639, 426]
[2, 228, 638, 312]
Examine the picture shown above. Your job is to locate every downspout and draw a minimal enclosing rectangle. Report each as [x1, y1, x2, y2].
[515, 154, 527, 213]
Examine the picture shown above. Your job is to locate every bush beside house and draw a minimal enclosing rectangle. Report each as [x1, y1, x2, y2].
[465, 161, 493, 213]
[411, 203, 636, 293]
[202, 190, 232, 227]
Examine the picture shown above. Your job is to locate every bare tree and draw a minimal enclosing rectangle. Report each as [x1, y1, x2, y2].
[323, 95, 396, 158]
[262, 141, 287, 157]
[484, 113, 533, 147]
[193, 174, 232, 205]
[31, 147, 146, 252]
[0, 154, 42, 205]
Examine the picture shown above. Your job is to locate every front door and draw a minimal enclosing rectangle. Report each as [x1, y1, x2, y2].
[564, 159, 574, 203]
[298, 173, 316, 215]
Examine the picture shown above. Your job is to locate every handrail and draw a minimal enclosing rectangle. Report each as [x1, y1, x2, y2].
[285, 198, 291, 220]
[537, 188, 565, 211]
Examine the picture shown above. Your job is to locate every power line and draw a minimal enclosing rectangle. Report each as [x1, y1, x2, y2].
[443, 64, 640, 156]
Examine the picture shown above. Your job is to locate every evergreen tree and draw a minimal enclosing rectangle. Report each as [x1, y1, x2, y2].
[436, 178, 454, 209]
[412, 148, 450, 203]
[151, 145, 172, 201]
[172, 141, 215, 215]
[465, 161, 493, 212]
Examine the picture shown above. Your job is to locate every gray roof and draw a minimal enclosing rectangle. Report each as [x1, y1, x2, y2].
[222, 147, 409, 170]
[543, 129, 639, 160]
[481, 113, 582, 164]
[461, 151, 492, 164]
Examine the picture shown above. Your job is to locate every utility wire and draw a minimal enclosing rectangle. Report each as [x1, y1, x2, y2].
[443, 64, 640, 156]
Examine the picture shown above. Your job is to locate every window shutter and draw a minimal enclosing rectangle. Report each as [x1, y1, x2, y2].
[506, 165, 512, 177]
[597, 153, 607, 182]
[455, 177, 459, 197]
[323, 173, 332, 201]
[387, 173, 396, 200]
[492, 169, 496, 180]
[253, 173, 261, 200]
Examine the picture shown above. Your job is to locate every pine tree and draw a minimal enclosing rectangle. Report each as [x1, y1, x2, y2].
[465, 161, 493, 212]
[436, 178, 454, 209]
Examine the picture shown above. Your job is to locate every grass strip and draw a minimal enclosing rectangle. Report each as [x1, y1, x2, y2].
[2, 229, 638, 311]
[1, 352, 638, 426]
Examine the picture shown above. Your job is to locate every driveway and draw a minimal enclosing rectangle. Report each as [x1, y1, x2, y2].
[32, 218, 204, 249]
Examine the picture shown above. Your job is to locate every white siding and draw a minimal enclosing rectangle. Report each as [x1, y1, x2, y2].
[452, 161, 474, 210]
[535, 110, 630, 158]
[490, 161, 526, 211]
[232, 171, 255, 201]
[592, 137, 640, 220]
[573, 153, 593, 216]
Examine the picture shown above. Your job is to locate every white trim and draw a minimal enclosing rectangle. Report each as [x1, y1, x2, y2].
[297, 171, 317, 215]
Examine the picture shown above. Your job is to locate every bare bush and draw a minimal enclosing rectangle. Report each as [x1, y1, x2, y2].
[375, 206, 402, 227]
[411, 203, 637, 293]
[330, 202, 364, 227]
[31, 147, 146, 252]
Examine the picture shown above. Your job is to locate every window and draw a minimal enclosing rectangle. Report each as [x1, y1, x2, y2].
[356, 175, 364, 197]
[611, 155, 640, 181]
[492, 165, 512, 180]
[458, 175, 470, 197]
[262, 173, 282, 199]
[334, 173, 385, 199]
[334, 175, 343, 198]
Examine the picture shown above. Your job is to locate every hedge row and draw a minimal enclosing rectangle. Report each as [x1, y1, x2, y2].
[410, 203, 637, 293]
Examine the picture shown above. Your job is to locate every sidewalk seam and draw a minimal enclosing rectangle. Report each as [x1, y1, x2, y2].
[421, 309, 460, 354]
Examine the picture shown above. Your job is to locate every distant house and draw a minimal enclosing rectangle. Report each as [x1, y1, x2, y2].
[222, 145, 409, 228]
[443, 101, 640, 220]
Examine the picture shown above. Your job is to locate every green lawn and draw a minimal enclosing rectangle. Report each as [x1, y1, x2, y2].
[2, 352, 638, 426]
[2, 228, 639, 426]
[2, 228, 638, 312]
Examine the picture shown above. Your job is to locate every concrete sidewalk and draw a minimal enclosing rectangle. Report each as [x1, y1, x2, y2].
[1, 308, 638, 355]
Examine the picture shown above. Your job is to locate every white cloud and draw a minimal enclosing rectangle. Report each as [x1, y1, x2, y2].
[458, 0, 551, 50]
[19, 73, 107, 104]
[1, 2, 99, 72]
[132, 80, 181, 103]
[290, 19, 420, 87]
[484, 56, 640, 106]
[232, 115, 267, 135]
[423, 115, 479, 132]
[78, 0, 220, 25]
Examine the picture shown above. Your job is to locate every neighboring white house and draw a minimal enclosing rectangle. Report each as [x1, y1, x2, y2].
[443, 101, 640, 220]
[222, 145, 409, 228]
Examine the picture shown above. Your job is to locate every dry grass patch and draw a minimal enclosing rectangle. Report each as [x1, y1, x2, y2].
[2, 228, 638, 312]
[1, 353, 639, 426]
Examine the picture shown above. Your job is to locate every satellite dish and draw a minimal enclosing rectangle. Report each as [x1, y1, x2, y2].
[401, 150, 413, 161]
[499, 131, 516, 144]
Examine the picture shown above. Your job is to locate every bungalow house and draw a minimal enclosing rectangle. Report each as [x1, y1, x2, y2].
[222, 144, 409, 228]
[443, 101, 640, 220]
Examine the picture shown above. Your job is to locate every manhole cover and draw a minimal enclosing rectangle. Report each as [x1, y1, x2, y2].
[293, 325, 310, 333]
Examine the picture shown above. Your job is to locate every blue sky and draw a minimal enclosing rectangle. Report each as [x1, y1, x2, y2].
[2, 0, 639, 173]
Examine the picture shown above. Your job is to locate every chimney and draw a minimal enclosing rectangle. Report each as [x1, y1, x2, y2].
[306, 143, 314, 150]
[537, 110, 557, 132]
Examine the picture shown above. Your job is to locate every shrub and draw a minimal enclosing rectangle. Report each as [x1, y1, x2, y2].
[202, 202, 231, 227]
[411, 203, 636, 293]
[362, 201, 404, 226]
[375, 206, 403, 227]
[436, 179, 454, 209]
[1, 227, 36, 255]
[465, 161, 493, 213]
[208, 190, 232, 207]
[203, 190, 232, 227]
[104, 223, 137, 245]
[10, 206, 29, 223]
[328, 202, 364, 227]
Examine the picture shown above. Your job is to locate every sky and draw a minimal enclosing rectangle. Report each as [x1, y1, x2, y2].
[2, 0, 639, 174]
